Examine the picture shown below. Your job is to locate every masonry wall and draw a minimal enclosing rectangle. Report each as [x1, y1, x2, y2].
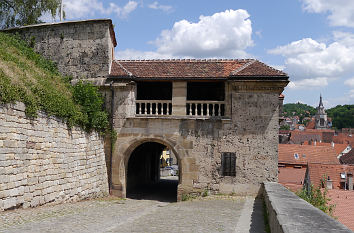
[4, 19, 115, 80]
[0, 102, 108, 211]
[108, 81, 279, 197]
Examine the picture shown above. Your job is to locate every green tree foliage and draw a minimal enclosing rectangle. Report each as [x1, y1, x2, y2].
[0, 0, 60, 29]
[73, 81, 109, 132]
[327, 105, 354, 129]
[279, 125, 290, 130]
[296, 185, 335, 216]
[0, 32, 108, 133]
[283, 102, 316, 118]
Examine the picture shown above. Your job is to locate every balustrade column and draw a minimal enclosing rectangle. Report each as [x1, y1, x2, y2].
[172, 82, 187, 116]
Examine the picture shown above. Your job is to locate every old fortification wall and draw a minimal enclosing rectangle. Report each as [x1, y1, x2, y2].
[3, 19, 116, 81]
[263, 182, 352, 233]
[0, 102, 108, 211]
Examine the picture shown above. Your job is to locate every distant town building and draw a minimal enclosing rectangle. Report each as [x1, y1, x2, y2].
[315, 95, 328, 129]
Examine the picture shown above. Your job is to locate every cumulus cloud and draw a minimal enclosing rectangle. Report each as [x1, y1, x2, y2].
[349, 89, 354, 99]
[116, 9, 254, 59]
[344, 78, 354, 87]
[148, 1, 173, 12]
[62, 0, 137, 19]
[269, 33, 354, 89]
[152, 9, 253, 58]
[301, 0, 354, 27]
[287, 78, 328, 89]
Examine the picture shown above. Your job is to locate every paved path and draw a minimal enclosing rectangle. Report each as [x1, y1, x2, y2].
[0, 195, 265, 233]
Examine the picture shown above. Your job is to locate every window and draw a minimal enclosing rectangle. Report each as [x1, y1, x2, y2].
[294, 153, 299, 159]
[221, 152, 236, 176]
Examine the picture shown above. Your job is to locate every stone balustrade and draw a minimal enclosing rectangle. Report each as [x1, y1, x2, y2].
[136, 100, 172, 116]
[186, 101, 225, 117]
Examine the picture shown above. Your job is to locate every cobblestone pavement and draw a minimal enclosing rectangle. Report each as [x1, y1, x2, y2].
[0, 195, 265, 233]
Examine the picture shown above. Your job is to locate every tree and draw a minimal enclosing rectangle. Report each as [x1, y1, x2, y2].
[327, 105, 354, 129]
[280, 125, 290, 130]
[0, 0, 61, 29]
[283, 103, 316, 118]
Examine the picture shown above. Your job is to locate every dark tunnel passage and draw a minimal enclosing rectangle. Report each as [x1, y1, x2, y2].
[126, 142, 179, 202]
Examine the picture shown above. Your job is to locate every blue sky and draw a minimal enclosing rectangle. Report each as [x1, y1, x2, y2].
[49, 0, 354, 107]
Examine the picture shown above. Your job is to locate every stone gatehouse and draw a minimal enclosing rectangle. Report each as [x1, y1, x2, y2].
[5, 19, 289, 200]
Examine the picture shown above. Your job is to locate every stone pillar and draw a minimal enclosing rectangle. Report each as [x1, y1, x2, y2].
[172, 82, 187, 116]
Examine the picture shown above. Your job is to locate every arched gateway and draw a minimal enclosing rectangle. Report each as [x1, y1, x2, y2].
[126, 141, 179, 201]
[110, 137, 194, 201]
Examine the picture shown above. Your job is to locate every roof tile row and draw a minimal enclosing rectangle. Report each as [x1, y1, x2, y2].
[109, 59, 288, 79]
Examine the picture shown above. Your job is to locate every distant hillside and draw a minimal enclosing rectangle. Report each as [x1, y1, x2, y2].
[283, 102, 354, 129]
[283, 103, 316, 117]
[327, 105, 354, 129]
[0, 32, 108, 132]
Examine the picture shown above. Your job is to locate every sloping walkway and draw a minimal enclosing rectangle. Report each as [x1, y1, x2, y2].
[0, 195, 265, 233]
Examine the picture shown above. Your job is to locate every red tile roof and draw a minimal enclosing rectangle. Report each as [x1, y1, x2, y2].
[306, 119, 316, 129]
[281, 183, 303, 192]
[303, 142, 349, 156]
[328, 189, 354, 231]
[109, 59, 288, 79]
[278, 144, 339, 165]
[279, 166, 306, 185]
[290, 129, 335, 144]
[340, 148, 354, 164]
[307, 163, 354, 189]
[333, 133, 354, 147]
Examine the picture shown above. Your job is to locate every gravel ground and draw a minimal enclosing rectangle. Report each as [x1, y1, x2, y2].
[0, 195, 265, 233]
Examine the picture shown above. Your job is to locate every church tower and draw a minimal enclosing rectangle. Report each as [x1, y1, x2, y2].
[315, 94, 328, 129]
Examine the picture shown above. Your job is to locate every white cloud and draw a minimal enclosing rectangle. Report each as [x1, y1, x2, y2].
[301, 0, 354, 27]
[269, 33, 354, 89]
[270, 64, 285, 71]
[116, 49, 174, 59]
[62, 0, 137, 19]
[287, 78, 328, 89]
[148, 1, 172, 12]
[116, 9, 254, 59]
[269, 38, 325, 56]
[344, 78, 354, 87]
[153, 9, 253, 58]
[349, 90, 354, 98]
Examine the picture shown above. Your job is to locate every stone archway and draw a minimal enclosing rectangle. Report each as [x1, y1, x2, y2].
[125, 141, 178, 201]
[111, 136, 196, 201]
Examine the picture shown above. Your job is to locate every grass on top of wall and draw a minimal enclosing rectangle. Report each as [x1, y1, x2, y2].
[0, 32, 109, 133]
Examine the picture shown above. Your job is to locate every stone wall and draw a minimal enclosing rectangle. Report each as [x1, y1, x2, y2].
[263, 182, 352, 233]
[0, 102, 108, 211]
[3, 19, 116, 80]
[107, 81, 280, 198]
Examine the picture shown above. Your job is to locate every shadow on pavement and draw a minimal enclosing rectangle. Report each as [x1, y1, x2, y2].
[249, 198, 267, 233]
[127, 177, 178, 203]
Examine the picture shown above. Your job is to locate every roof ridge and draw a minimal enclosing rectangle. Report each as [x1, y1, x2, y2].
[115, 61, 133, 76]
[114, 58, 252, 62]
[230, 59, 256, 75]
[258, 60, 287, 75]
